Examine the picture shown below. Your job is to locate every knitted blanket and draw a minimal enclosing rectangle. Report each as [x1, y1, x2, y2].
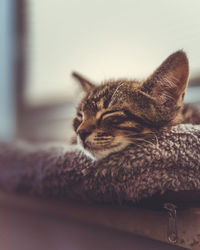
[0, 124, 200, 206]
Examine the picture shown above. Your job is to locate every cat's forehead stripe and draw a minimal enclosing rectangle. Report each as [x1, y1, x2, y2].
[83, 83, 118, 113]
[97, 98, 105, 109]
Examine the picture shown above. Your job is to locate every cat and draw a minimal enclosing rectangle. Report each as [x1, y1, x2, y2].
[72, 50, 200, 159]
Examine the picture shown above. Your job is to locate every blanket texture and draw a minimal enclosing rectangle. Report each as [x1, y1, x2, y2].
[0, 124, 200, 205]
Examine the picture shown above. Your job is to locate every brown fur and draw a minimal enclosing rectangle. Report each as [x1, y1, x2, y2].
[72, 51, 200, 159]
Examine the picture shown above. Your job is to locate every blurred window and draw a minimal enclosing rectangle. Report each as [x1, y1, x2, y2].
[26, 0, 200, 107]
[0, 0, 16, 140]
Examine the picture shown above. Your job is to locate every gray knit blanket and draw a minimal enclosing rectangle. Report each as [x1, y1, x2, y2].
[0, 124, 200, 206]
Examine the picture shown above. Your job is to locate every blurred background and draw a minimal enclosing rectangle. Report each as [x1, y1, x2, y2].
[0, 1, 199, 249]
[0, 0, 200, 142]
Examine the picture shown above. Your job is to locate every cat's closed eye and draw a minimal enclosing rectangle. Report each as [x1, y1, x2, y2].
[101, 114, 125, 125]
[99, 111, 125, 123]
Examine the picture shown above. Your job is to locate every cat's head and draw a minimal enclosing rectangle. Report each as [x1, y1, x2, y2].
[72, 50, 189, 159]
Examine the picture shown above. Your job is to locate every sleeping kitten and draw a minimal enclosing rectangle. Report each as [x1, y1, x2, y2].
[72, 51, 200, 159]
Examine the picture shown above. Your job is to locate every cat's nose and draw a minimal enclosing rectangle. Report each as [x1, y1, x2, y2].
[77, 129, 91, 141]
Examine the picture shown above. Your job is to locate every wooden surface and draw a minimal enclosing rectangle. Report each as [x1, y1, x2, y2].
[0, 191, 196, 249]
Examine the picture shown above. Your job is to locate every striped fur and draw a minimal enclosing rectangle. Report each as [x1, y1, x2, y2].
[72, 51, 200, 159]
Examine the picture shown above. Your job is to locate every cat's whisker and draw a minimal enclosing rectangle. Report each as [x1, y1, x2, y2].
[93, 138, 112, 141]
[95, 142, 110, 145]
[129, 141, 146, 149]
[144, 132, 159, 148]
[140, 138, 156, 147]
[125, 132, 158, 148]
[152, 133, 159, 147]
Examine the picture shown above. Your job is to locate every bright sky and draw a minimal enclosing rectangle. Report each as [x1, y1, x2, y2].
[26, 0, 200, 106]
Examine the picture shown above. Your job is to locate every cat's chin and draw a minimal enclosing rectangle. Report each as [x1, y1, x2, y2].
[81, 141, 130, 160]
[77, 135, 131, 159]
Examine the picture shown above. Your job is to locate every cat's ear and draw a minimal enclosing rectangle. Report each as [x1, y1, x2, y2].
[142, 50, 189, 105]
[72, 72, 95, 92]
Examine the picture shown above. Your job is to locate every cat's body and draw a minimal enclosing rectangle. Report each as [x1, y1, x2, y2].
[72, 51, 200, 159]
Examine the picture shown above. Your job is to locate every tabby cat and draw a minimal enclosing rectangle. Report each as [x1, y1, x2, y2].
[72, 51, 200, 159]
